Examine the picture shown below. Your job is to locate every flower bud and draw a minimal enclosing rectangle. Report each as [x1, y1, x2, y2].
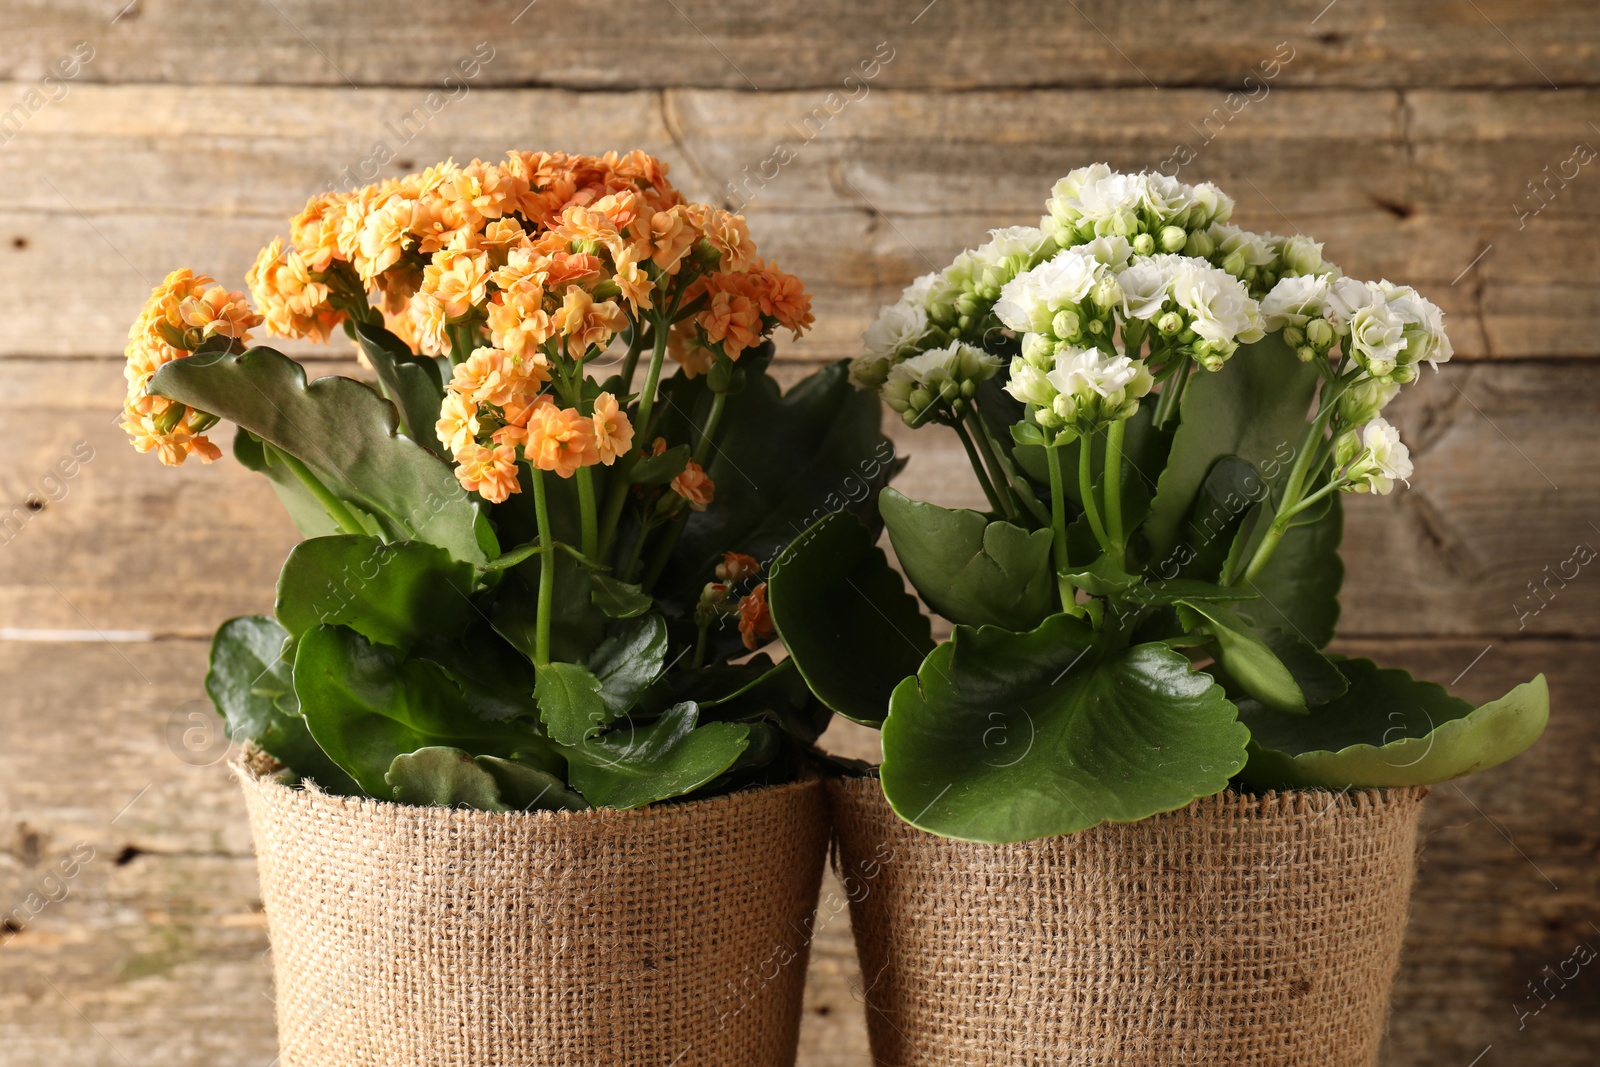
[1087, 318, 1105, 336]
[960, 378, 978, 398]
[1221, 249, 1248, 277]
[1280, 234, 1326, 277]
[1296, 345, 1317, 363]
[1156, 311, 1184, 337]
[1305, 318, 1335, 349]
[1282, 325, 1307, 348]
[1091, 276, 1122, 310]
[1158, 225, 1188, 253]
[1333, 428, 1362, 469]
[908, 387, 935, 414]
[188, 410, 221, 434]
[1391, 364, 1417, 384]
[939, 379, 961, 402]
[1051, 309, 1081, 340]
[1184, 229, 1215, 259]
[153, 401, 187, 435]
[1131, 233, 1156, 256]
[1021, 333, 1055, 368]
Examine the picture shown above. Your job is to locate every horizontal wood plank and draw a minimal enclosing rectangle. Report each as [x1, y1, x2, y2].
[5, 84, 1597, 360]
[2, 2, 1595, 90]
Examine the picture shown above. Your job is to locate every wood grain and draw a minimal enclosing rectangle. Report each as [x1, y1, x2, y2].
[4, 84, 1599, 359]
[3, 2, 1594, 90]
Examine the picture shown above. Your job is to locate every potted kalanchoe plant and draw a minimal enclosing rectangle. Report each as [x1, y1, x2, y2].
[767, 164, 1549, 1067]
[122, 150, 895, 1067]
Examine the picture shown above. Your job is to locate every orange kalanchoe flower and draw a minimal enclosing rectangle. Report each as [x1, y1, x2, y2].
[590, 392, 634, 465]
[526, 404, 600, 479]
[737, 583, 774, 650]
[671, 460, 716, 511]
[455, 441, 521, 504]
[716, 552, 761, 583]
[121, 269, 260, 467]
[247, 238, 341, 342]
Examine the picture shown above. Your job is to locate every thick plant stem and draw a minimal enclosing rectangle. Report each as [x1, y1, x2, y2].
[634, 315, 671, 438]
[1152, 362, 1189, 430]
[965, 409, 1021, 522]
[1045, 445, 1082, 617]
[694, 391, 728, 465]
[576, 466, 599, 561]
[271, 445, 366, 536]
[1233, 382, 1345, 585]
[531, 469, 556, 666]
[1104, 418, 1127, 554]
[1078, 436, 1112, 555]
[951, 417, 1008, 517]
[972, 407, 1051, 527]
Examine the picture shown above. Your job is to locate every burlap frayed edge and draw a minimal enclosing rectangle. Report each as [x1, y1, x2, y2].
[233, 748, 824, 830]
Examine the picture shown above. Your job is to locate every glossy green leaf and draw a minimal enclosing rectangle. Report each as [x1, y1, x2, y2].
[1234, 496, 1344, 648]
[768, 510, 933, 727]
[1144, 335, 1318, 560]
[205, 615, 358, 793]
[879, 487, 1054, 629]
[275, 535, 477, 650]
[1171, 456, 1267, 581]
[660, 361, 900, 607]
[588, 615, 668, 717]
[1238, 660, 1549, 788]
[590, 573, 654, 618]
[629, 444, 691, 485]
[151, 346, 494, 566]
[352, 319, 446, 455]
[880, 613, 1249, 842]
[477, 755, 589, 811]
[565, 702, 750, 809]
[1178, 600, 1307, 714]
[294, 624, 544, 797]
[386, 747, 509, 809]
[535, 662, 609, 746]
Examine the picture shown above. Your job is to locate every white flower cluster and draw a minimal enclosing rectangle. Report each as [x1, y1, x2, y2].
[1004, 344, 1153, 442]
[1042, 164, 1236, 253]
[1335, 417, 1413, 495]
[1261, 274, 1452, 383]
[852, 164, 1453, 494]
[850, 226, 1055, 390]
[881, 340, 1004, 425]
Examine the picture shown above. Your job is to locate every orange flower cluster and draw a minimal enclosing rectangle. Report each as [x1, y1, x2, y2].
[438, 346, 634, 502]
[247, 150, 813, 371]
[121, 269, 262, 466]
[698, 552, 774, 650]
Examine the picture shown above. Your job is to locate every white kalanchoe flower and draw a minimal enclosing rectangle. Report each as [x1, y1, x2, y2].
[1277, 234, 1328, 278]
[1323, 275, 1377, 330]
[1210, 223, 1280, 280]
[1261, 274, 1333, 331]
[1186, 182, 1235, 230]
[1006, 344, 1153, 439]
[1336, 417, 1413, 495]
[965, 226, 1054, 299]
[1377, 280, 1454, 371]
[1169, 259, 1265, 366]
[1116, 254, 1182, 321]
[994, 249, 1107, 337]
[852, 275, 938, 389]
[881, 341, 1002, 422]
[1077, 234, 1134, 271]
[1347, 297, 1407, 378]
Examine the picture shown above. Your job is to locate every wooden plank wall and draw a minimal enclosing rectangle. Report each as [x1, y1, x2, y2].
[1, 2, 1596, 1064]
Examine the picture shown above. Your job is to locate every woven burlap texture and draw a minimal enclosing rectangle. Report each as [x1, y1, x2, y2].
[828, 776, 1427, 1067]
[240, 766, 830, 1067]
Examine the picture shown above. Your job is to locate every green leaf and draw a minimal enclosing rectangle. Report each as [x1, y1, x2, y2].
[352, 319, 446, 455]
[205, 616, 358, 793]
[590, 573, 654, 618]
[477, 755, 589, 811]
[768, 510, 933, 727]
[151, 346, 495, 566]
[534, 662, 610, 746]
[234, 429, 376, 539]
[386, 747, 509, 810]
[1171, 456, 1268, 582]
[628, 444, 691, 485]
[294, 624, 544, 797]
[1238, 660, 1550, 788]
[565, 702, 750, 809]
[880, 614, 1249, 843]
[1178, 600, 1307, 714]
[1258, 628, 1348, 706]
[275, 535, 477, 650]
[659, 361, 900, 606]
[1144, 335, 1318, 561]
[588, 615, 668, 717]
[1234, 495, 1344, 648]
[879, 487, 1054, 630]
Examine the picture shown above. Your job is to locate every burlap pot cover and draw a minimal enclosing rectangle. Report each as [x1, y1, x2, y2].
[239, 766, 830, 1067]
[828, 774, 1427, 1067]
